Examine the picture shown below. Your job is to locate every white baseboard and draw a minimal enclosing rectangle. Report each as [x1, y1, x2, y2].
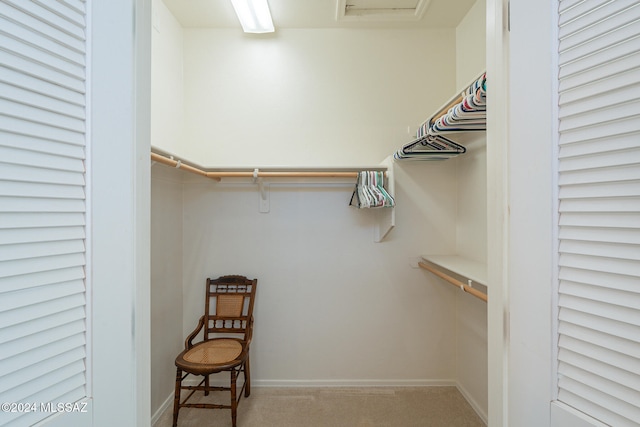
[455, 381, 488, 426]
[179, 376, 456, 389]
[252, 379, 457, 387]
[151, 392, 174, 427]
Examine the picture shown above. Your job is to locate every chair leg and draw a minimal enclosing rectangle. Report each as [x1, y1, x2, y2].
[172, 368, 182, 427]
[230, 369, 238, 427]
[204, 374, 210, 396]
[244, 355, 251, 397]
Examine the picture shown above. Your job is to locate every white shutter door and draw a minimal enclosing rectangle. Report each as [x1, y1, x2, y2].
[0, 0, 89, 426]
[557, 0, 640, 426]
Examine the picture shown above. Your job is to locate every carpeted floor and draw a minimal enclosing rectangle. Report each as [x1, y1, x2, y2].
[155, 386, 486, 427]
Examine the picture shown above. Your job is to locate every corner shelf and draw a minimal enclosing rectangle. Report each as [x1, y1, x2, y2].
[419, 255, 487, 302]
[420, 254, 487, 288]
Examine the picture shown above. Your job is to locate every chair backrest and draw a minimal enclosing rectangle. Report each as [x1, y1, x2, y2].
[204, 275, 257, 341]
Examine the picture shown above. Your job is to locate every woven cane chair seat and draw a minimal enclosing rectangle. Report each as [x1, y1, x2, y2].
[183, 339, 243, 365]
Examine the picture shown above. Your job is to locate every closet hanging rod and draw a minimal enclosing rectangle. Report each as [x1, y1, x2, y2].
[151, 152, 387, 179]
[418, 261, 488, 302]
[429, 94, 464, 128]
[151, 152, 222, 181]
[205, 171, 366, 178]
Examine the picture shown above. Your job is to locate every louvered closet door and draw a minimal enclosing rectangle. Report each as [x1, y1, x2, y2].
[556, 0, 640, 426]
[0, 1, 89, 426]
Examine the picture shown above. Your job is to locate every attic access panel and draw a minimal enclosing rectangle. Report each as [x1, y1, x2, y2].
[336, 0, 431, 21]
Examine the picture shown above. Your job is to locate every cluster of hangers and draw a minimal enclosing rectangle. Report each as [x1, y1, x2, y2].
[394, 72, 486, 161]
[393, 134, 466, 161]
[428, 72, 486, 134]
[349, 171, 395, 208]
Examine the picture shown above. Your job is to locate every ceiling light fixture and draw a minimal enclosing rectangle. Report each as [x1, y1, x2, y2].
[230, 0, 275, 33]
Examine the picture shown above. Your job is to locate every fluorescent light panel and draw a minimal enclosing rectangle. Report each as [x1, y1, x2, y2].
[231, 0, 275, 33]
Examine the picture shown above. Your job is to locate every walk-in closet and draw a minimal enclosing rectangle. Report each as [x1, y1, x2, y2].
[151, 0, 490, 424]
[4, 0, 639, 425]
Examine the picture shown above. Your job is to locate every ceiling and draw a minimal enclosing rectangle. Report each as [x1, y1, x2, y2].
[162, 0, 477, 29]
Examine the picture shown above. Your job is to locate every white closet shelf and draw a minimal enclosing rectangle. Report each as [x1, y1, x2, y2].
[420, 254, 487, 287]
[393, 72, 486, 161]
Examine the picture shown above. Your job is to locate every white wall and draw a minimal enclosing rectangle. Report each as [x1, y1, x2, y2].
[179, 28, 456, 167]
[456, 0, 487, 89]
[151, 0, 184, 154]
[454, 0, 488, 420]
[150, 0, 185, 419]
[181, 162, 461, 385]
[150, 166, 184, 420]
[452, 142, 488, 421]
[455, 0, 487, 263]
[170, 26, 469, 387]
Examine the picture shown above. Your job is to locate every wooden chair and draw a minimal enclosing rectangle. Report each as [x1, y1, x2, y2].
[172, 275, 258, 427]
